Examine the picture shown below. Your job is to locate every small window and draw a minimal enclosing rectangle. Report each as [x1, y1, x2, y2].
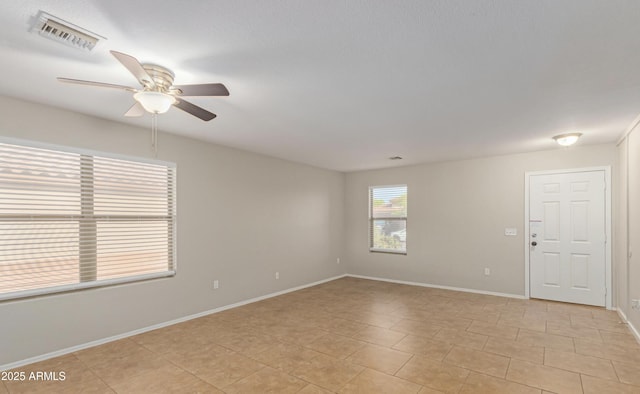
[0, 138, 176, 301]
[369, 185, 407, 254]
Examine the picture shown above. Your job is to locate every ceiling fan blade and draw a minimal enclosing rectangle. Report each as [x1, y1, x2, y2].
[173, 98, 216, 121]
[172, 83, 229, 96]
[124, 102, 145, 117]
[110, 50, 156, 89]
[57, 77, 137, 92]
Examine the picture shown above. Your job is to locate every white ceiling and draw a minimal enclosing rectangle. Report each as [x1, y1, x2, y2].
[0, 1, 639, 172]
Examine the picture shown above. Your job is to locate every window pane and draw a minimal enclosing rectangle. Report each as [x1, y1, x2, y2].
[371, 186, 407, 218]
[0, 139, 176, 301]
[371, 219, 406, 251]
[0, 221, 80, 294]
[97, 220, 171, 280]
[369, 184, 407, 253]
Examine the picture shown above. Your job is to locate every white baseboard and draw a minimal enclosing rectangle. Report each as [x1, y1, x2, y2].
[616, 307, 640, 344]
[0, 274, 347, 371]
[346, 274, 527, 299]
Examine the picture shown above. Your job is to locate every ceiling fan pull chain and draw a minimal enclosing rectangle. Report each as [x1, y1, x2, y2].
[151, 113, 158, 158]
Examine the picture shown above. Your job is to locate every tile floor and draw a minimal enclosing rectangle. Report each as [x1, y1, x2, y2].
[3, 277, 640, 393]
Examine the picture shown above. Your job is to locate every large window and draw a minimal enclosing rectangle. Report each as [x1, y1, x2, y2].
[369, 185, 407, 254]
[0, 139, 176, 301]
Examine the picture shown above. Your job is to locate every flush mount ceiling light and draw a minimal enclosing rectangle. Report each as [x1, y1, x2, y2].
[553, 133, 582, 147]
[133, 91, 176, 114]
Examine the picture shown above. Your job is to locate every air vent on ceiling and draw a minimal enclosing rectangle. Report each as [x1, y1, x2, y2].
[31, 11, 105, 51]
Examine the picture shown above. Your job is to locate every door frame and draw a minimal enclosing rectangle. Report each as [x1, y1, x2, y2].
[524, 166, 612, 309]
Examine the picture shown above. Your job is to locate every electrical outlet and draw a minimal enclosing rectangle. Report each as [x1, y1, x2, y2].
[213, 280, 219, 289]
[275, 272, 279, 280]
[632, 299, 640, 310]
[336, 257, 340, 264]
[484, 268, 491, 276]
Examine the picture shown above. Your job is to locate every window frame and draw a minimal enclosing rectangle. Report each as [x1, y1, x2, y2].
[0, 137, 177, 301]
[369, 184, 407, 255]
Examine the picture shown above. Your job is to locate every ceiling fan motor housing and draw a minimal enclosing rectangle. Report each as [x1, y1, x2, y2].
[141, 64, 175, 92]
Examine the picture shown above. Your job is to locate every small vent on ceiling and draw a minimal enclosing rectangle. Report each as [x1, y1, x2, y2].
[31, 11, 105, 51]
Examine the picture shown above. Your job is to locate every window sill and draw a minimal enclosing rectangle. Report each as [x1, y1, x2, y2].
[369, 248, 407, 255]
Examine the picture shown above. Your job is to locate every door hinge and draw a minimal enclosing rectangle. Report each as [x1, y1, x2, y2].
[604, 288, 607, 296]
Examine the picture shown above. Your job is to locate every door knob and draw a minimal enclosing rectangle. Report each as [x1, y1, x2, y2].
[531, 241, 537, 246]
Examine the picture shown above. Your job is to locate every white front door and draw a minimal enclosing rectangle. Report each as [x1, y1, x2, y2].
[529, 170, 606, 306]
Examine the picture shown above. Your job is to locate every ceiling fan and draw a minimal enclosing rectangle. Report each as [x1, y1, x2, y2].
[58, 50, 229, 121]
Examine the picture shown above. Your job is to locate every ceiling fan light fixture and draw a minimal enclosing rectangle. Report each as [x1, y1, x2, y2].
[133, 91, 176, 114]
[553, 132, 582, 147]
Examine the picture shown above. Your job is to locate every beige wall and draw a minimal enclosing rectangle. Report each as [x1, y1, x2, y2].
[345, 145, 617, 296]
[618, 124, 640, 336]
[0, 96, 346, 366]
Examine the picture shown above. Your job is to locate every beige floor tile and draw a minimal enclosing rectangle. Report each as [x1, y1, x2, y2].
[251, 342, 322, 373]
[352, 325, 407, 347]
[291, 353, 364, 392]
[224, 366, 307, 394]
[427, 315, 474, 330]
[272, 326, 328, 346]
[212, 332, 275, 356]
[433, 327, 488, 350]
[346, 344, 413, 375]
[546, 302, 595, 317]
[390, 319, 444, 337]
[186, 351, 265, 389]
[574, 337, 640, 364]
[457, 310, 501, 324]
[392, 335, 453, 360]
[547, 322, 602, 342]
[497, 310, 527, 320]
[612, 359, 640, 386]
[357, 313, 404, 329]
[581, 374, 640, 394]
[507, 298, 548, 311]
[516, 329, 574, 351]
[599, 330, 640, 348]
[73, 339, 150, 366]
[497, 317, 547, 332]
[544, 348, 617, 381]
[318, 317, 370, 337]
[443, 346, 510, 378]
[395, 355, 470, 393]
[11, 278, 640, 394]
[4, 368, 112, 394]
[523, 309, 571, 324]
[306, 333, 366, 359]
[460, 372, 542, 394]
[418, 386, 446, 393]
[570, 316, 630, 334]
[161, 343, 233, 373]
[109, 362, 220, 393]
[467, 320, 518, 340]
[340, 368, 422, 394]
[298, 383, 335, 393]
[483, 337, 544, 364]
[506, 359, 583, 394]
[4, 354, 113, 394]
[546, 321, 602, 341]
[591, 309, 624, 322]
[87, 352, 176, 387]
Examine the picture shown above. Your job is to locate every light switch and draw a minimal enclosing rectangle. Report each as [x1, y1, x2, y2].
[505, 228, 517, 236]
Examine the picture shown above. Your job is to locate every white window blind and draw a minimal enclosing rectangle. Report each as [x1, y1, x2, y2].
[369, 185, 407, 254]
[0, 139, 176, 301]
